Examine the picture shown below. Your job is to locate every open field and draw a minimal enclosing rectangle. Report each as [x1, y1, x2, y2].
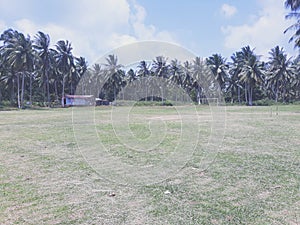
[0, 105, 299, 224]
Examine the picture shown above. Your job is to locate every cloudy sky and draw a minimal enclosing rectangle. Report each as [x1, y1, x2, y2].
[0, 0, 297, 63]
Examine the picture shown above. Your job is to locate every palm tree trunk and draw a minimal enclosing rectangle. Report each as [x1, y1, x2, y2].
[11, 77, 15, 105]
[197, 86, 201, 105]
[29, 72, 32, 106]
[82, 81, 85, 95]
[62, 76, 65, 106]
[54, 80, 59, 102]
[152, 89, 154, 101]
[275, 82, 279, 102]
[17, 73, 21, 109]
[238, 86, 241, 104]
[249, 86, 253, 106]
[282, 87, 286, 103]
[161, 86, 164, 104]
[42, 68, 46, 104]
[47, 74, 50, 106]
[0, 86, 2, 102]
[21, 72, 25, 108]
[244, 83, 248, 104]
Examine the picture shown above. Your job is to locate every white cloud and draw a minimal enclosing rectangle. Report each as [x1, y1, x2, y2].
[221, 0, 295, 59]
[129, 2, 176, 42]
[0, 0, 176, 63]
[220, 4, 237, 18]
[13, 19, 80, 53]
[0, 20, 6, 32]
[67, 0, 131, 32]
[106, 33, 137, 49]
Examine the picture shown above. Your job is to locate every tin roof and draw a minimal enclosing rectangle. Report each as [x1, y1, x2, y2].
[65, 95, 94, 99]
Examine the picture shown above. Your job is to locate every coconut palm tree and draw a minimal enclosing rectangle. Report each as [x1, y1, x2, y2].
[75, 57, 87, 77]
[192, 57, 209, 104]
[137, 60, 150, 78]
[0, 29, 20, 105]
[126, 68, 136, 83]
[0, 52, 6, 102]
[151, 56, 170, 103]
[266, 46, 293, 102]
[104, 54, 122, 74]
[136, 60, 151, 100]
[67, 56, 87, 95]
[33, 31, 52, 105]
[1, 30, 35, 108]
[103, 54, 125, 101]
[169, 59, 184, 86]
[55, 40, 75, 102]
[122, 68, 137, 100]
[167, 59, 185, 102]
[228, 52, 244, 103]
[285, 0, 300, 48]
[87, 63, 104, 97]
[290, 56, 300, 100]
[102, 70, 125, 102]
[48, 48, 60, 102]
[238, 46, 264, 106]
[286, 0, 300, 10]
[71, 56, 87, 95]
[151, 56, 169, 78]
[0, 46, 11, 103]
[206, 54, 229, 91]
[181, 61, 193, 97]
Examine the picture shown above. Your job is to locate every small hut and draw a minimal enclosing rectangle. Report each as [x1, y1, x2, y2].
[62, 95, 94, 107]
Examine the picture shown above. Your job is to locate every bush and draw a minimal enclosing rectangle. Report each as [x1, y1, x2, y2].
[252, 99, 277, 106]
[289, 100, 300, 105]
[135, 100, 173, 106]
[0, 100, 12, 107]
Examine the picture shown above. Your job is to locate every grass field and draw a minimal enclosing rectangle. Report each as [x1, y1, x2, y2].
[0, 105, 299, 224]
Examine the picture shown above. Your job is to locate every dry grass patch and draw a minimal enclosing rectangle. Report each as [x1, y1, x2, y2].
[0, 105, 299, 224]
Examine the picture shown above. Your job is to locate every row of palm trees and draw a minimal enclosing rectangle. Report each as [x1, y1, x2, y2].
[82, 47, 299, 106]
[0, 29, 87, 108]
[0, 28, 299, 107]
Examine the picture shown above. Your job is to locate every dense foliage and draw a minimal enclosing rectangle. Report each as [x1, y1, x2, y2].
[0, 29, 299, 107]
[0, 29, 87, 108]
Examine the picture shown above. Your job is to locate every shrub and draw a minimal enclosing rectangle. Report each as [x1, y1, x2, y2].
[135, 100, 173, 106]
[253, 99, 277, 106]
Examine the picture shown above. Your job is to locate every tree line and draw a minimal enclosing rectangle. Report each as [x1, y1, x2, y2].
[1, 29, 299, 107]
[86, 48, 300, 106]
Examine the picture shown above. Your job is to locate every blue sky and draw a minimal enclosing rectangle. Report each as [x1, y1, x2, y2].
[0, 0, 297, 63]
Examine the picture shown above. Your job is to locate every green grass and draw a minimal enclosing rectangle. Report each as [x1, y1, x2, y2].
[0, 105, 299, 224]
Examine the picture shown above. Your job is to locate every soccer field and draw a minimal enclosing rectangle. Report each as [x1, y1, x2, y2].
[0, 105, 299, 224]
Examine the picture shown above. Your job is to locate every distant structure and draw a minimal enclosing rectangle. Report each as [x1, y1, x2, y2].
[95, 98, 110, 106]
[62, 95, 94, 107]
